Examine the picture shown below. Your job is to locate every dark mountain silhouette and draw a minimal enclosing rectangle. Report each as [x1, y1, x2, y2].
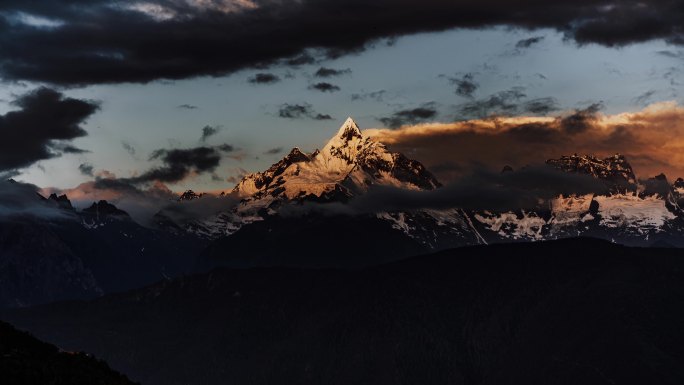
[0, 319, 137, 385]
[4, 238, 684, 385]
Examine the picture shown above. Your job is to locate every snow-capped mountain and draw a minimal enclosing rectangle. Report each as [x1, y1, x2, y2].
[473, 155, 684, 245]
[176, 118, 474, 248]
[171, 118, 684, 268]
[234, 117, 440, 203]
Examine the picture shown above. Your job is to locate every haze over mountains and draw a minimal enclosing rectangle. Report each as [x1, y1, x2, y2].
[3, 118, 684, 307]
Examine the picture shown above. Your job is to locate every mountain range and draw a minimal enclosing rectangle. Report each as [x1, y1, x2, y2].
[3, 118, 684, 306]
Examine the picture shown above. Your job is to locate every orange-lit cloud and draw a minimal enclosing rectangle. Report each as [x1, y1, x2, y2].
[365, 102, 684, 183]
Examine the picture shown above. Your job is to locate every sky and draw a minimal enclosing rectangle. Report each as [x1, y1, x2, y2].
[0, 0, 683, 199]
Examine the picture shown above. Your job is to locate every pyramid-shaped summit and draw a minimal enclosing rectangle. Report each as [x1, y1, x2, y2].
[336, 117, 363, 140]
[233, 118, 441, 202]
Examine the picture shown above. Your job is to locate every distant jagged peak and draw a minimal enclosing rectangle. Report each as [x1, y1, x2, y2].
[47, 193, 74, 210]
[546, 153, 636, 182]
[178, 190, 204, 201]
[82, 200, 130, 222]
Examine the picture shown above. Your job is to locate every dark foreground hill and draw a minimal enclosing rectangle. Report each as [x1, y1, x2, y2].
[4, 238, 684, 385]
[0, 320, 137, 385]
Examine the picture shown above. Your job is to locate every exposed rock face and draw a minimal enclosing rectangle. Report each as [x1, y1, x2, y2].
[546, 153, 637, 193]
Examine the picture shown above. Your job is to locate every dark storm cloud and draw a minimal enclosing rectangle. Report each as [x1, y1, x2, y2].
[379, 103, 438, 128]
[277, 103, 332, 120]
[314, 67, 352, 78]
[248, 72, 281, 84]
[78, 162, 94, 176]
[442, 73, 479, 98]
[0, 87, 99, 173]
[309, 82, 341, 93]
[1, 1, 683, 85]
[200, 125, 220, 141]
[515, 36, 545, 49]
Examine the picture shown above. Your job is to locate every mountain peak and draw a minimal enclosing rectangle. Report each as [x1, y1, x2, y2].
[233, 117, 440, 201]
[336, 117, 363, 141]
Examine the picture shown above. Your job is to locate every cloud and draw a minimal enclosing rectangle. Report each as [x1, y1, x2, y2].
[351, 90, 388, 102]
[365, 101, 684, 182]
[523, 97, 560, 115]
[46, 177, 194, 225]
[121, 141, 137, 157]
[282, 52, 316, 66]
[78, 162, 94, 176]
[633, 90, 657, 106]
[309, 82, 340, 92]
[264, 147, 282, 155]
[281, 165, 608, 218]
[1, 1, 682, 85]
[515, 36, 545, 49]
[94, 144, 236, 189]
[177, 104, 199, 110]
[248, 72, 281, 84]
[442, 73, 479, 98]
[133, 146, 232, 184]
[456, 87, 527, 119]
[558, 102, 603, 134]
[0, 87, 99, 174]
[226, 167, 248, 184]
[200, 125, 221, 142]
[49, 174, 243, 226]
[0, 180, 76, 220]
[314, 67, 352, 78]
[277, 103, 332, 120]
[378, 103, 438, 128]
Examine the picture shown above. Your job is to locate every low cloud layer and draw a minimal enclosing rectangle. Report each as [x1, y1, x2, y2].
[0, 180, 75, 220]
[366, 101, 684, 182]
[46, 178, 240, 226]
[0, 88, 99, 174]
[1, 1, 682, 85]
[280, 165, 607, 217]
